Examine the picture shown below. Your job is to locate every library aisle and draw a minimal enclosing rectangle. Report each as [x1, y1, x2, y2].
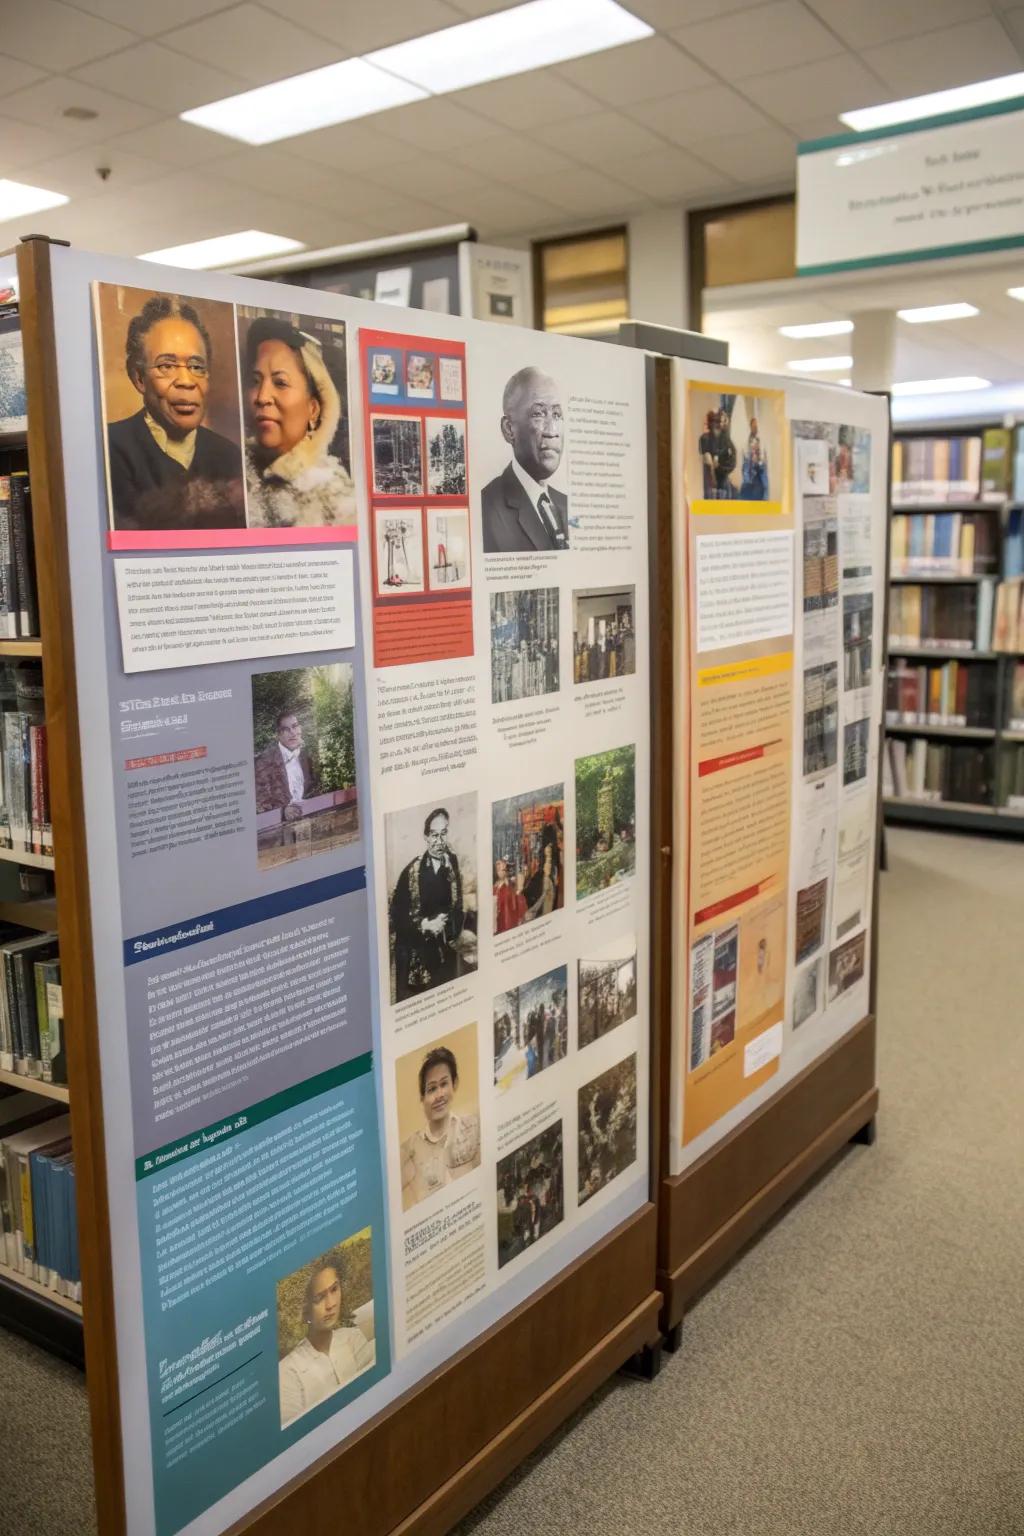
[2, 829, 1021, 1536]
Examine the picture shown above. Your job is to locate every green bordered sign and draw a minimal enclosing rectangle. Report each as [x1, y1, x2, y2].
[796, 97, 1024, 276]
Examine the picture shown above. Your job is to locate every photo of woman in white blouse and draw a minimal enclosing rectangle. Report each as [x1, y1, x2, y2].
[278, 1256, 374, 1429]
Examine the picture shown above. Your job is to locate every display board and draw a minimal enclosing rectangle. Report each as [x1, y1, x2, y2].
[668, 364, 888, 1175]
[45, 244, 650, 1536]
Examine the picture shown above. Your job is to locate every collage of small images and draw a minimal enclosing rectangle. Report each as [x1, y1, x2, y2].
[489, 585, 636, 705]
[93, 284, 356, 540]
[794, 421, 872, 498]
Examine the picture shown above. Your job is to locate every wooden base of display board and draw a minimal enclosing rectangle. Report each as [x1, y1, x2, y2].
[229, 1205, 660, 1536]
[657, 1016, 878, 1338]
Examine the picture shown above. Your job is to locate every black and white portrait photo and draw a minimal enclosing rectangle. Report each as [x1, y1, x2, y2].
[385, 793, 478, 1004]
[482, 367, 568, 553]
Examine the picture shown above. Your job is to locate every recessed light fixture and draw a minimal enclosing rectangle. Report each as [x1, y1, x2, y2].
[890, 376, 991, 396]
[181, 58, 428, 146]
[839, 71, 1024, 132]
[778, 320, 853, 339]
[0, 179, 69, 223]
[787, 355, 853, 373]
[139, 230, 305, 269]
[367, 0, 652, 95]
[1007, 287, 1024, 302]
[63, 105, 99, 121]
[181, 0, 652, 144]
[897, 303, 979, 323]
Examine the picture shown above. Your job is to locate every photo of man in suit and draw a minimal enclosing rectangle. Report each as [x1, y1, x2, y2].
[482, 367, 568, 553]
[254, 709, 320, 821]
[104, 292, 244, 531]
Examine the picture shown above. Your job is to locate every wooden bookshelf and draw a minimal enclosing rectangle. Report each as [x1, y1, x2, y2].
[885, 722, 994, 740]
[887, 646, 996, 660]
[0, 1067, 68, 1101]
[0, 637, 43, 656]
[0, 1256, 81, 1316]
[890, 573, 986, 584]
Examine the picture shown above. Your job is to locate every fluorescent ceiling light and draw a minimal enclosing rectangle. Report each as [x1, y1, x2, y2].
[778, 320, 853, 338]
[1007, 287, 1024, 301]
[837, 379, 852, 387]
[840, 71, 1024, 131]
[891, 376, 991, 396]
[897, 303, 979, 323]
[139, 230, 304, 269]
[0, 179, 69, 222]
[181, 58, 427, 145]
[787, 355, 853, 373]
[367, 0, 652, 95]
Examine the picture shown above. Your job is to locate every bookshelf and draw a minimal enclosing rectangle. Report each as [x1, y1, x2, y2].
[884, 423, 1024, 834]
[0, 259, 80, 1365]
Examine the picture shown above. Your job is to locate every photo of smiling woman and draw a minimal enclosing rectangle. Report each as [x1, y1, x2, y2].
[94, 284, 245, 532]
[277, 1236, 375, 1429]
[397, 1023, 481, 1214]
[237, 306, 356, 528]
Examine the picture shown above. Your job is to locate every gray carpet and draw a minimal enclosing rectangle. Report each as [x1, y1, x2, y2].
[3, 828, 1022, 1536]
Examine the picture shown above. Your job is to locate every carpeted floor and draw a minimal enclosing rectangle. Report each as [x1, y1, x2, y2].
[2, 827, 1022, 1536]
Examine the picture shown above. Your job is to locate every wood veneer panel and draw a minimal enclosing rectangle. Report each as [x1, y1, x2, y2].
[231, 1206, 659, 1536]
[18, 237, 127, 1534]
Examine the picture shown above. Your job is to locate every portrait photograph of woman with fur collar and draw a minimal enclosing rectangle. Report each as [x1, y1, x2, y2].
[237, 307, 356, 528]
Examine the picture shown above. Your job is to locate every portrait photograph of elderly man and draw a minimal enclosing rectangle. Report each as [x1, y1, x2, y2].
[482, 366, 568, 553]
[95, 284, 244, 532]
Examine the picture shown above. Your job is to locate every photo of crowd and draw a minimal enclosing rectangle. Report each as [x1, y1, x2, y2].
[572, 586, 635, 683]
[578, 1054, 638, 1207]
[804, 661, 839, 775]
[491, 587, 559, 703]
[578, 949, 637, 1048]
[426, 418, 467, 496]
[251, 664, 358, 870]
[372, 414, 422, 496]
[496, 1120, 565, 1269]
[493, 964, 569, 1093]
[575, 744, 636, 899]
[492, 783, 564, 934]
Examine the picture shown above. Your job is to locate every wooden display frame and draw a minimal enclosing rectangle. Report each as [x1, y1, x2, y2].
[648, 355, 886, 1346]
[12, 236, 663, 1536]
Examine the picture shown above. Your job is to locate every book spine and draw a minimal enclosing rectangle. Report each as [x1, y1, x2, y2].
[5, 952, 25, 1076]
[9, 475, 36, 636]
[0, 477, 16, 639]
[15, 950, 40, 1078]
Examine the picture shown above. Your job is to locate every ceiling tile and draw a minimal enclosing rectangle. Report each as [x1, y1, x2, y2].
[0, 56, 48, 98]
[105, 116, 235, 166]
[690, 125, 798, 183]
[628, 83, 773, 145]
[446, 130, 580, 180]
[1005, 8, 1024, 51]
[520, 166, 652, 218]
[0, 118, 83, 176]
[367, 154, 492, 199]
[71, 42, 248, 114]
[202, 145, 343, 195]
[602, 148, 735, 201]
[443, 0, 525, 14]
[284, 119, 418, 169]
[63, 1, 238, 35]
[368, 98, 497, 151]
[294, 174, 447, 226]
[448, 69, 599, 129]
[1, 77, 161, 141]
[2, 0, 136, 73]
[443, 184, 565, 236]
[671, 1, 842, 80]
[742, 55, 892, 127]
[161, 5, 345, 86]
[804, 0, 991, 51]
[862, 17, 1021, 95]
[18, 143, 169, 199]
[282, 0, 463, 52]
[553, 36, 712, 105]
[538, 111, 668, 167]
[789, 114, 850, 142]
[625, 0, 776, 22]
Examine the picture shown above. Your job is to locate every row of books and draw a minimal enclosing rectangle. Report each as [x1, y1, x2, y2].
[883, 736, 991, 804]
[0, 662, 51, 856]
[0, 1097, 78, 1301]
[891, 434, 986, 504]
[1007, 662, 1024, 730]
[0, 471, 38, 638]
[889, 510, 996, 575]
[888, 580, 995, 653]
[993, 579, 1024, 653]
[0, 926, 63, 1085]
[885, 659, 996, 728]
[1004, 506, 1024, 580]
